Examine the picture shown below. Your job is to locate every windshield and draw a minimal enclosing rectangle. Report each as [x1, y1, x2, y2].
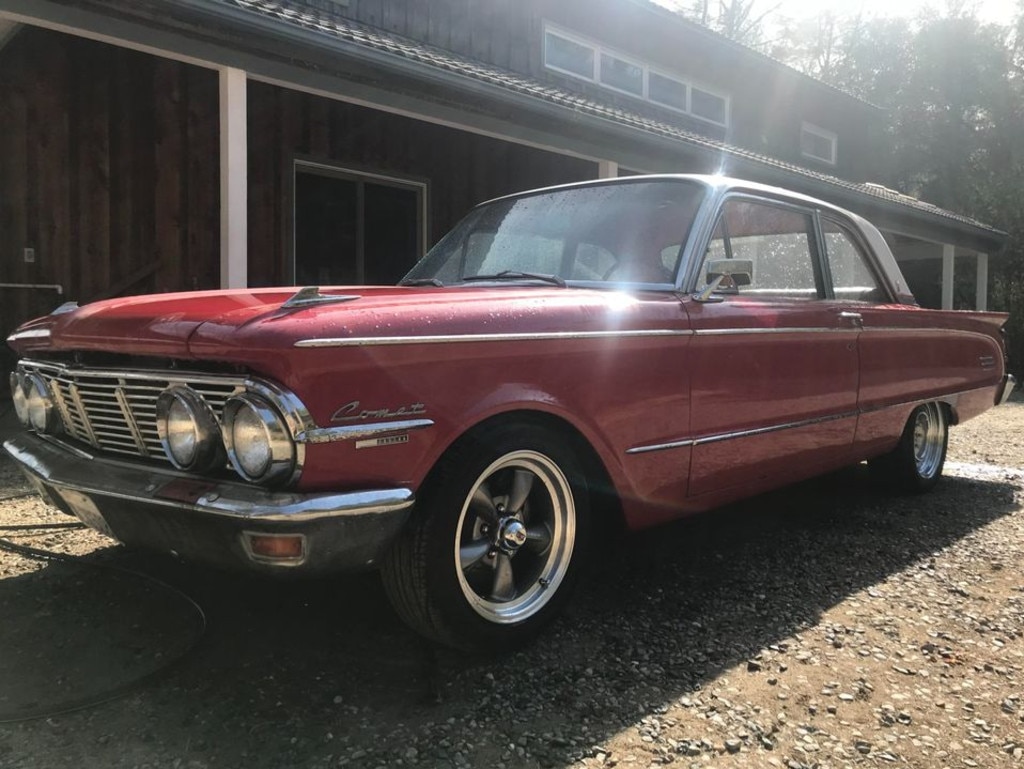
[403, 180, 707, 287]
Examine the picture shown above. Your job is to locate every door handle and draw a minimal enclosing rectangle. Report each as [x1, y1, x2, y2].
[838, 311, 864, 328]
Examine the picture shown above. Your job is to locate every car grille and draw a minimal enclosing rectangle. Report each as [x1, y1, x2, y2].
[20, 361, 246, 463]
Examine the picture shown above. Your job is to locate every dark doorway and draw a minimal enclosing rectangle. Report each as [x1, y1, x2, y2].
[293, 164, 424, 286]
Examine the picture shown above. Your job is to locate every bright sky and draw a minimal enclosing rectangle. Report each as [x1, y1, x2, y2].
[775, 0, 1019, 23]
[655, 0, 1020, 25]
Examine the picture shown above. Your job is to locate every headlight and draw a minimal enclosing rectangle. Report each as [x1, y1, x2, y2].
[223, 394, 295, 485]
[9, 372, 29, 427]
[25, 374, 57, 433]
[156, 386, 224, 471]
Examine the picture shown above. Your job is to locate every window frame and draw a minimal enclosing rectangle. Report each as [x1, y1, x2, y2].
[818, 214, 893, 304]
[542, 22, 731, 128]
[291, 159, 428, 285]
[800, 122, 838, 166]
[542, 27, 598, 82]
[597, 50, 647, 98]
[688, 192, 898, 305]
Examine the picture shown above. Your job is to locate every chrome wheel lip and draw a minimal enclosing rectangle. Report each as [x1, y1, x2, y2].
[912, 403, 945, 480]
[454, 450, 575, 625]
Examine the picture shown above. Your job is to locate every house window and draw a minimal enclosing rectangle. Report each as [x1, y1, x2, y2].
[800, 122, 837, 165]
[649, 71, 688, 112]
[293, 162, 426, 286]
[544, 29, 595, 80]
[600, 53, 644, 96]
[691, 88, 728, 126]
[542, 22, 730, 128]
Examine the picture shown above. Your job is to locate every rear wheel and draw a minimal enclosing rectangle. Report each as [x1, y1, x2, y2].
[870, 402, 948, 493]
[382, 423, 590, 651]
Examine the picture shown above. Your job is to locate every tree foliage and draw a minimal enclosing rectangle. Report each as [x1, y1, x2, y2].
[674, 0, 1024, 371]
[781, 6, 1024, 373]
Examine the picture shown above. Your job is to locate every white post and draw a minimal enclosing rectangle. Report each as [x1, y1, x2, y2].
[219, 67, 248, 289]
[941, 244, 954, 310]
[976, 253, 988, 311]
[597, 160, 619, 179]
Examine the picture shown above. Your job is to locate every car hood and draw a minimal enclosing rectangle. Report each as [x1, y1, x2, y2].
[10, 286, 683, 361]
[10, 288, 309, 357]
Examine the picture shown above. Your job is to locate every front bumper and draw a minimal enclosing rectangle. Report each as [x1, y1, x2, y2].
[3, 433, 414, 574]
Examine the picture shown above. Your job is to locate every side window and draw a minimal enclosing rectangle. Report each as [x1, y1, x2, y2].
[823, 218, 886, 303]
[699, 199, 821, 300]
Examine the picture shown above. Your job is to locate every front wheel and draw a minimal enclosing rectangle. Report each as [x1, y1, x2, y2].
[869, 402, 948, 493]
[382, 423, 590, 651]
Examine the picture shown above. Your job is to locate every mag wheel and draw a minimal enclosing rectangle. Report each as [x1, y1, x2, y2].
[382, 423, 590, 651]
[870, 402, 948, 493]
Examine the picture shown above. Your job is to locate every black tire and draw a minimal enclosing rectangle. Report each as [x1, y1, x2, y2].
[381, 422, 591, 651]
[869, 402, 948, 493]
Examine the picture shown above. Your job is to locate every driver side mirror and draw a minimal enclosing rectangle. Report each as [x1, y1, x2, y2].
[693, 258, 754, 302]
[705, 258, 753, 286]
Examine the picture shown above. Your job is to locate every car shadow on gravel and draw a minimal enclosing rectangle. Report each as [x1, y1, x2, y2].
[0, 464, 1020, 768]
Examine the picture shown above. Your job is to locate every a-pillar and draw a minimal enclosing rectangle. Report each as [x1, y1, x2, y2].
[219, 67, 248, 289]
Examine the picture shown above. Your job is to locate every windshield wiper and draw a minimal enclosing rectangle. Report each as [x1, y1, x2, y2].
[399, 278, 444, 287]
[461, 270, 566, 287]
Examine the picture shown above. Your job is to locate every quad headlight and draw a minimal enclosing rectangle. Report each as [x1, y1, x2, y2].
[11, 372, 59, 433]
[222, 394, 295, 485]
[156, 386, 224, 472]
[9, 372, 29, 427]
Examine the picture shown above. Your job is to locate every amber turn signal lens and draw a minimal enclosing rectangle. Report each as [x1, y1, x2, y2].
[243, 532, 305, 562]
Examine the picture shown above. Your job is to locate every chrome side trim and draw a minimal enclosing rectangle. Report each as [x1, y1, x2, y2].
[627, 383, 1006, 456]
[300, 419, 435, 444]
[625, 438, 695, 455]
[625, 411, 859, 455]
[294, 329, 693, 348]
[693, 327, 851, 336]
[693, 411, 859, 446]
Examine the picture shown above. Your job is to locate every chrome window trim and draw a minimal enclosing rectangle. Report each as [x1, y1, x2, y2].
[300, 419, 435, 444]
[295, 329, 693, 348]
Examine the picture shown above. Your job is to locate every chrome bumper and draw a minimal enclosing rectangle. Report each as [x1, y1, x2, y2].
[3, 433, 414, 573]
[999, 374, 1017, 406]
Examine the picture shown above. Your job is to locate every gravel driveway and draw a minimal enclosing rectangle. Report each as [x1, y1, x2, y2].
[1, 397, 1023, 769]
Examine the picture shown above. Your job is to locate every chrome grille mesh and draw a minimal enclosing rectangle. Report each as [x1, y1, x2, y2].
[22, 362, 245, 463]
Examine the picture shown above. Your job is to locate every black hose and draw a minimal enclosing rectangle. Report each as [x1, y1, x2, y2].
[0, 528, 207, 724]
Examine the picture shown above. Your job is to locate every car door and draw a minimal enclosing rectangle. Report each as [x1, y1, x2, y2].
[684, 195, 861, 500]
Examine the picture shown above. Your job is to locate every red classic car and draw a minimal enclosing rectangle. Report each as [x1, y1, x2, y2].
[4, 176, 1016, 650]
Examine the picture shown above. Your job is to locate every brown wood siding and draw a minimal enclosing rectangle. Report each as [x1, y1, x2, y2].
[0, 28, 219, 345]
[246, 81, 596, 286]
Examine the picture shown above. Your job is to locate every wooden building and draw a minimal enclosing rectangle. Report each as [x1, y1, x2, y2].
[0, 0, 1006, 353]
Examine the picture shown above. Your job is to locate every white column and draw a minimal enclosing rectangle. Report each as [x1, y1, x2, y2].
[941, 244, 954, 310]
[219, 67, 248, 289]
[976, 253, 988, 311]
[597, 159, 619, 179]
